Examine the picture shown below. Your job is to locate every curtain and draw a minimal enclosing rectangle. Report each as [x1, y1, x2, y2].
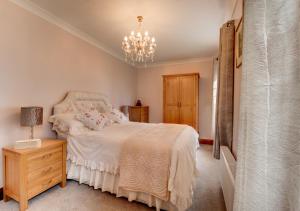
[211, 57, 219, 141]
[234, 0, 300, 210]
[213, 20, 235, 159]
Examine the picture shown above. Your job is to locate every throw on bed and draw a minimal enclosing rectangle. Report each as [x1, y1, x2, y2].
[118, 123, 186, 201]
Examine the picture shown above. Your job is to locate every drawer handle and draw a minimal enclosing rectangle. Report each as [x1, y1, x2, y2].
[42, 153, 52, 160]
[42, 179, 53, 187]
[42, 166, 53, 175]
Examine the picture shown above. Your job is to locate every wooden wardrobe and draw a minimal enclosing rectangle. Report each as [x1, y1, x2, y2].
[163, 73, 199, 131]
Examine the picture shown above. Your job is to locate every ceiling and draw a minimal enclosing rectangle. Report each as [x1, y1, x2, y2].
[27, 0, 231, 63]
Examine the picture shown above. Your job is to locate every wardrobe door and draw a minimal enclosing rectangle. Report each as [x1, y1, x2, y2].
[179, 75, 199, 130]
[163, 76, 180, 124]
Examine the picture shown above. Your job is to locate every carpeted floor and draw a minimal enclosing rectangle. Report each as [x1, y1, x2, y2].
[0, 145, 226, 211]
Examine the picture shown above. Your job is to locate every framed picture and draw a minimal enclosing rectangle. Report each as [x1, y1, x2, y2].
[235, 17, 243, 68]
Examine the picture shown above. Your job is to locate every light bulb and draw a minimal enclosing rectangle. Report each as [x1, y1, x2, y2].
[151, 37, 155, 42]
[145, 31, 149, 36]
[131, 31, 135, 36]
[137, 32, 141, 37]
[124, 36, 128, 41]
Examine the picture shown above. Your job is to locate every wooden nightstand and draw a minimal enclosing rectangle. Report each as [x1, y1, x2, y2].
[2, 139, 66, 211]
[128, 106, 149, 123]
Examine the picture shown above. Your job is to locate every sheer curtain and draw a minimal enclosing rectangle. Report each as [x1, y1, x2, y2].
[211, 57, 219, 142]
[234, 0, 300, 210]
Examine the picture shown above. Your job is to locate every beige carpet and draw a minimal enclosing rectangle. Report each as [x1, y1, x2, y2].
[0, 145, 226, 211]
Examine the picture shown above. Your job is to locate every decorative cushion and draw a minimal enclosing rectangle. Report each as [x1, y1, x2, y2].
[76, 110, 112, 131]
[106, 108, 129, 123]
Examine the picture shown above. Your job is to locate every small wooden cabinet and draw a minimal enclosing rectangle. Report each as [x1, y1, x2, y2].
[128, 106, 149, 123]
[2, 139, 66, 211]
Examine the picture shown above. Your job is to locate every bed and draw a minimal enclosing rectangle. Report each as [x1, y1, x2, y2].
[49, 91, 200, 211]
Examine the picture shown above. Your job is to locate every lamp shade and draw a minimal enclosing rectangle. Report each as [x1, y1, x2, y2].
[20, 107, 43, 127]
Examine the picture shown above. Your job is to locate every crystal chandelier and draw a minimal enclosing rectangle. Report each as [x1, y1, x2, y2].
[122, 16, 157, 65]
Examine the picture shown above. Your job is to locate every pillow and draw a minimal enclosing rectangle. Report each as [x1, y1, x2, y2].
[54, 102, 76, 114]
[75, 101, 112, 113]
[106, 108, 129, 123]
[76, 110, 112, 131]
[48, 113, 89, 135]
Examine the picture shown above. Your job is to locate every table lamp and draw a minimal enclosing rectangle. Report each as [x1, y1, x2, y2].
[20, 107, 43, 139]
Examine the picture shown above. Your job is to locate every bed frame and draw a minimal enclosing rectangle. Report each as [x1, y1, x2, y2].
[53, 91, 112, 115]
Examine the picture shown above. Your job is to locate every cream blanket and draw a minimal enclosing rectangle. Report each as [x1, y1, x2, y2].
[118, 123, 186, 201]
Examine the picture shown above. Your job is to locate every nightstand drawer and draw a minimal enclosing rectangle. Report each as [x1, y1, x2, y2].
[28, 174, 62, 199]
[28, 166, 62, 189]
[28, 162, 62, 183]
[27, 147, 62, 172]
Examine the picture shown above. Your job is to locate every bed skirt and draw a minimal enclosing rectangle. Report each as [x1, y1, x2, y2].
[67, 160, 176, 211]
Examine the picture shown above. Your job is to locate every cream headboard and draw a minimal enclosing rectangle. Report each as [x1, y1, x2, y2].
[53, 91, 112, 115]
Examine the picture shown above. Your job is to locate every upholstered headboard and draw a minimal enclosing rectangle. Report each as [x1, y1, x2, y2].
[53, 91, 112, 115]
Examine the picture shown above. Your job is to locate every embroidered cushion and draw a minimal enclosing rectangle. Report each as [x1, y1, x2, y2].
[76, 109, 111, 130]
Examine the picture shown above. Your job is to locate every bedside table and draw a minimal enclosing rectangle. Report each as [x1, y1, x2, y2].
[128, 106, 149, 123]
[2, 139, 66, 211]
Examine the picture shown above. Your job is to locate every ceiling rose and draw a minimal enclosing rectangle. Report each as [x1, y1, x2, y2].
[122, 16, 157, 65]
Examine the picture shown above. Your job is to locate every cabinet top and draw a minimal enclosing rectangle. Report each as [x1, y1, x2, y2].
[2, 139, 66, 155]
[162, 72, 200, 77]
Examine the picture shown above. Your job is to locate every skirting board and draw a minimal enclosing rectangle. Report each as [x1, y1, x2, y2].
[199, 139, 214, 145]
[0, 187, 3, 201]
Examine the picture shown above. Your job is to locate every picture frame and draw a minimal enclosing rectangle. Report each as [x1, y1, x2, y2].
[235, 17, 243, 68]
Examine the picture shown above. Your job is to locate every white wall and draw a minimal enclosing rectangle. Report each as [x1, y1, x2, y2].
[224, 0, 243, 20]
[232, 0, 243, 19]
[0, 0, 136, 187]
[136, 59, 213, 139]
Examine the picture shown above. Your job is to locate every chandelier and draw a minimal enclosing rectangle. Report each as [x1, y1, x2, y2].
[122, 16, 157, 65]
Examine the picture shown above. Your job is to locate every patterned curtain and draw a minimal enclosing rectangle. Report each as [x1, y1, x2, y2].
[213, 20, 235, 159]
[234, 0, 300, 210]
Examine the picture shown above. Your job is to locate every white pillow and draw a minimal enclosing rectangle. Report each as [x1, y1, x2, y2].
[75, 101, 112, 113]
[76, 110, 112, 131]
[48, 113, 89, 135]
[106, 108, 129, 123]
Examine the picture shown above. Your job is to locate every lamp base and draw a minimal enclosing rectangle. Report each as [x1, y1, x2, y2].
[14, 139, 42, 149]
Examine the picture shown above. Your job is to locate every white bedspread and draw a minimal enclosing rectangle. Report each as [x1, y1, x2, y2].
[67, 122, 199, 210]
